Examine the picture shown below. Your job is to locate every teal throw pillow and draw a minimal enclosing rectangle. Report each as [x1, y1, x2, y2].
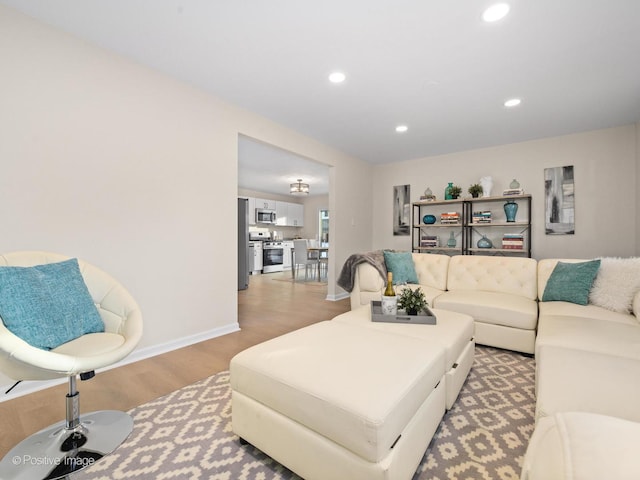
[0, 258, 104, 350]
[383, 251, 419, 285]
[542, 260, 601, 305]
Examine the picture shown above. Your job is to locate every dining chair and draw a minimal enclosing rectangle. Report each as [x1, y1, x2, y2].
[293, 240, 319, 281]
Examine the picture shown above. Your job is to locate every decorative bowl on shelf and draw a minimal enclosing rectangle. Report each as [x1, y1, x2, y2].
[477, 235, 493, 248]
[423, 214, 437, 224]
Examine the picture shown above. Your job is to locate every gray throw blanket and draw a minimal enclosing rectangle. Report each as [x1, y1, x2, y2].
[337, 250, 387, 293]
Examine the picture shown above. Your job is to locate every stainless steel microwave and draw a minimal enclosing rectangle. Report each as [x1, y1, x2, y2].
[256, 208, 277, 224]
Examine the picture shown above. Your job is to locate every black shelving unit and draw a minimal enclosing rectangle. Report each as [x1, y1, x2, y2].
[412, 194, 532, 257]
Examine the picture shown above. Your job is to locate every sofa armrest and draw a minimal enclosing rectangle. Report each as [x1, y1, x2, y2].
[350, 263, 385, 310]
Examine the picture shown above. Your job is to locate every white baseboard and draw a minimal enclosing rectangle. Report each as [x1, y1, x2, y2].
[0, 322, 240, 403]
[326, 291, 349, 302]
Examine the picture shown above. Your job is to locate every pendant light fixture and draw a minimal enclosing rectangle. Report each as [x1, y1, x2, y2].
[290, 179, 310, 196]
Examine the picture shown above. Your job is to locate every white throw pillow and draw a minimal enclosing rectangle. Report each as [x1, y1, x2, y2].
[588, 257, 640, 313]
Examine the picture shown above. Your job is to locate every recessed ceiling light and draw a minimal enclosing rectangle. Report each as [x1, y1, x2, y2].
[328, 72, 346, 84]
[395, 125, 408, 133]
[482, 3, 510, 22]
[504, 98, 522, 107]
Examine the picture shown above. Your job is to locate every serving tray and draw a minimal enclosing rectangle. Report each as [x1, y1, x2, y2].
[370, 301, 437, 325]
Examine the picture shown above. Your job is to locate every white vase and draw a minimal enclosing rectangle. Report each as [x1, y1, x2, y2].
[480, 176, 493, 197]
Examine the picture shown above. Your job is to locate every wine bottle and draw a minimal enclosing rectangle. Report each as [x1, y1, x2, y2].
[384, 272, 395, 296]
[381, 272, 397, 315]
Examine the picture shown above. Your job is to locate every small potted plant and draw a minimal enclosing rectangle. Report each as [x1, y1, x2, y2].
[397, 287, 428, 315]
[449, 185, 462, 199]
[468, 183, 483, 198]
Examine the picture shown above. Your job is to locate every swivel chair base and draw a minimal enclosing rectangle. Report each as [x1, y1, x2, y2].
[0, 376, 133, 480]
[0, 410, 133, 480]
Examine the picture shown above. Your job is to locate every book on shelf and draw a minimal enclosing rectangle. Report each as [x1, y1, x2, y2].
[503, 188, 524, 196]
[420, 235, 439, 248]
[440, 212, 460, 224]
[502, 232, 524, 249]
[472, 211, 492, 223]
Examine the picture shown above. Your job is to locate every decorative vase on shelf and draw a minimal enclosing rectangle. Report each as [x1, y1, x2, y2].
[447, 231, 457, 248]
[422, 187, 436, 201]
[477, 235, 493, 249]
[445, 182, 454, 200]
[423, 214, 437, 224]
[504, 200, 518, 222]
[510, 179, 521, 189]
[480, 176, 493, 197]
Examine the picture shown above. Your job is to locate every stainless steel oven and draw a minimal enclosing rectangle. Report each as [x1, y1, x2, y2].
[263, 241, 284, 273]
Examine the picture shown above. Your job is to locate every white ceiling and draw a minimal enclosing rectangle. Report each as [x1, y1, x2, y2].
[3, 0, 639, 194]
[238, 136, 330, 196]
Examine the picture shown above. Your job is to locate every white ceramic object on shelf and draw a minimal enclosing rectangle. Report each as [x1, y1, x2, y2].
[480, 176, 493, 197]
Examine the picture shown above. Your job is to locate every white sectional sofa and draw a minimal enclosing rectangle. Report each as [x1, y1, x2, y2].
[534, 258, 640, 423]
[520, 258, 640, 479]
[343, 252, 640, 479]
[349, 252, 539, 354]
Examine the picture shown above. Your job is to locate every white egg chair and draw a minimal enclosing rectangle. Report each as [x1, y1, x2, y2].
[0, 251, 143, 480]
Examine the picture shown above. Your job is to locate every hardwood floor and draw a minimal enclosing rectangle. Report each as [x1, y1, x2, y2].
[0, 271, 350, 458]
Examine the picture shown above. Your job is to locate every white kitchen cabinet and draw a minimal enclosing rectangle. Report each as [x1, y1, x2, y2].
[275, 201, 288, 226]
[282, 241, 294, 270]
[274, 201, 304, 227]
[255, 198, 276, 210]
[288, 203, 304, 227]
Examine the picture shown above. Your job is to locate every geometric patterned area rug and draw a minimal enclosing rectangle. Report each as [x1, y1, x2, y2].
[417, 346, 536, 480]
[72, 346, 535, 480]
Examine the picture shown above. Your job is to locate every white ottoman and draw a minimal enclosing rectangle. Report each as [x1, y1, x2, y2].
[231, 321, 447, 480]
[333, 305, 475, 409]
[521, 412, 640, 480]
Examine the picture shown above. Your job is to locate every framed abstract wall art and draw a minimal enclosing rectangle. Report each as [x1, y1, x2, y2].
[544, 165, 575, 234]
[393, 184, 410, 236]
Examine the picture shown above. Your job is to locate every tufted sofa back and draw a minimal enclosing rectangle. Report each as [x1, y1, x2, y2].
[412, 252, 450, 291]
[447, 255, 538, 300]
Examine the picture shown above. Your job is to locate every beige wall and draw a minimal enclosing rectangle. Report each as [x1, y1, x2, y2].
[636, 122, 640, 256]
[300, 195, 329, 241]
[0, 6, 372, 389]
[372, 125, 638, 259]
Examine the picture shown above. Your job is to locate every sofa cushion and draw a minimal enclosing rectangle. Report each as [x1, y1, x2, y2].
[541, 260, 600, 305]
[383, 251, 418, 284]
[536, 314, 640, 360]
[446, 255, 538, 300]
[538, 301, 638, 326]
[588, 257, 640, 313]
[396, 283, 445, 306]
[434, 290, 538, 330]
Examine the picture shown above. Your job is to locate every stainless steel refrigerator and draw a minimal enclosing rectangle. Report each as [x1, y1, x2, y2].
[238, 198, 250, 290]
